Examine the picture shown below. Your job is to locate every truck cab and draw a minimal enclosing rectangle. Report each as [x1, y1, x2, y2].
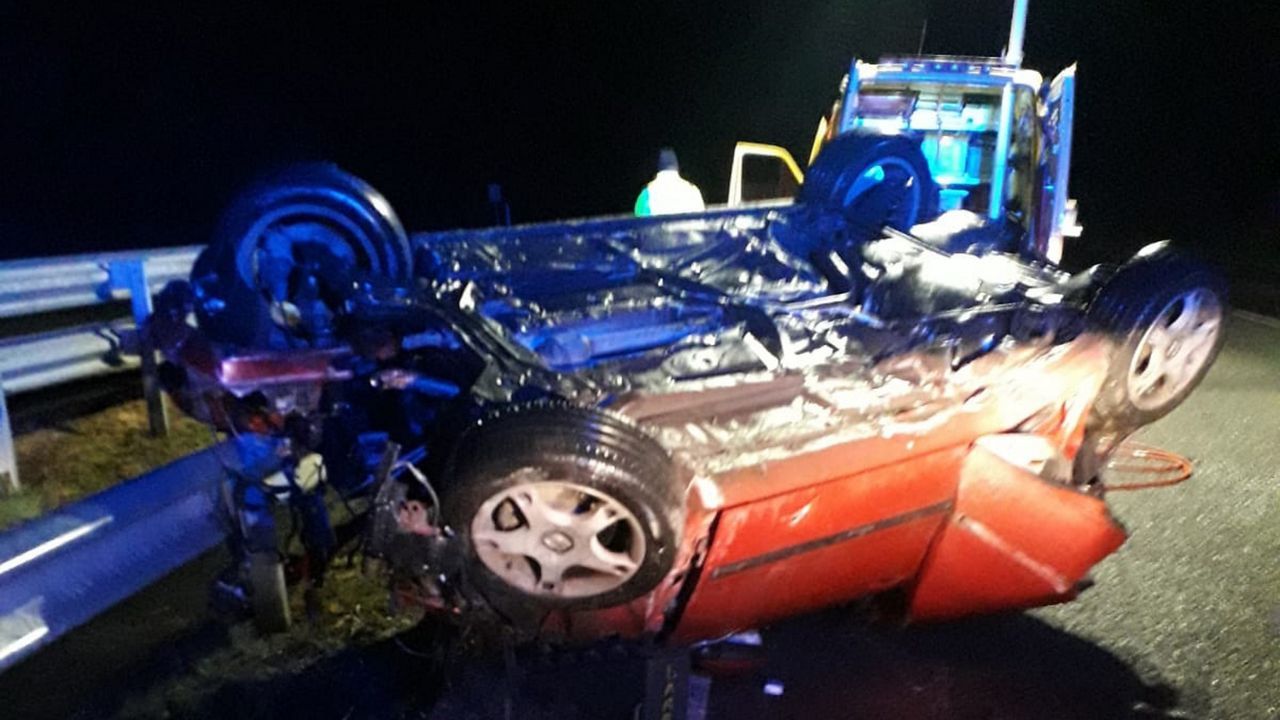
[732, 55, 1080, 264]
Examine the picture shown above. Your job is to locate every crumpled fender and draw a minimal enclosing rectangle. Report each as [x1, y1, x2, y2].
[908, 434, 1127, 621]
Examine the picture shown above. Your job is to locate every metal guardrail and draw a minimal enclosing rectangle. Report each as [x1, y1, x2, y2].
[0, 442, 252, 672]
[0, 246, 201, 319]
[0, 321, 137, 395]
[0, 246, 201, 492]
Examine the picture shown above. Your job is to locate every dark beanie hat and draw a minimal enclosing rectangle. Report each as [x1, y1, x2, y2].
[658, 147, 679, 172]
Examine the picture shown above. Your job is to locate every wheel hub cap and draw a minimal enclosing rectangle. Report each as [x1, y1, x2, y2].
[471, 474, 646, 599]
[1126, 288, 1223, 411]
[541, 530, 574, 554]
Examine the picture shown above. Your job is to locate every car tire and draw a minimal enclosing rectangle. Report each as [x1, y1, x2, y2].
[443, 402, 683, 612]
[800, 132, 940, 232]
[192, 163, 412, 349]
[248, 550, 292, 634]
[1088, 248, 1227, 431]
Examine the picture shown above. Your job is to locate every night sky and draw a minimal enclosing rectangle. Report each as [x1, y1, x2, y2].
[1, 1, 1277, 285]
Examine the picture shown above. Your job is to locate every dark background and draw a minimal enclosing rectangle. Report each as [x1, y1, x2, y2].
[1, 1, 1277, 289]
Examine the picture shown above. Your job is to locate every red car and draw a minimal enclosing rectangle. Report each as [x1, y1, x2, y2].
[153, 150, 1225, 645]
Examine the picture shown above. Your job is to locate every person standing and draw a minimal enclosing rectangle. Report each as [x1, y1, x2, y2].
[634, 148, 705, 216]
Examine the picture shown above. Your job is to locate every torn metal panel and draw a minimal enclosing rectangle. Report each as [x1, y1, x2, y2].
[616, 335, 1109, 508]
[907, 435, 1127, 621]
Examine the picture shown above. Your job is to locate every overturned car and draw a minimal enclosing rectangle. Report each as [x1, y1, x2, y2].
[150, 130, 1224, 643]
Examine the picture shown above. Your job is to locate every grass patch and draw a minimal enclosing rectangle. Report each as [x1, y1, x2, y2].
[1, 399, 211, 528]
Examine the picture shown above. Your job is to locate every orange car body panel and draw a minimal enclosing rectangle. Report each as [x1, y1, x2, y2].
[670, 447, 959, 642]
[908, 436, 1127, 619]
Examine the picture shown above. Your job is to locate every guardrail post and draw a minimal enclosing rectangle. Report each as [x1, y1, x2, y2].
[0, 380, 17, 492]
[110, 260, 169, 437]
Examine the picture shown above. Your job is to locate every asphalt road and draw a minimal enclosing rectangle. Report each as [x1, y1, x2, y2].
[2, 314, 1277, 719]
[1033, 312, 1280, 718]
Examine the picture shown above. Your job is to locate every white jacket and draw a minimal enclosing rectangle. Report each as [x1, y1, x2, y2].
[635, 170, 706, 216]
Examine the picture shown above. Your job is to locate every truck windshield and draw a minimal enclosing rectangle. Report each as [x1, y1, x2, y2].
[820, 83, 1037, 223]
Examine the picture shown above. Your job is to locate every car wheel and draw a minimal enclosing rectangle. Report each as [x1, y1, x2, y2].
[192, 163, 412, 349]
[444, 403, 683, 611]
[1089, 250, 1227, 430]
[800, 132, 940, 232]
[248, 550, 291, 634]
